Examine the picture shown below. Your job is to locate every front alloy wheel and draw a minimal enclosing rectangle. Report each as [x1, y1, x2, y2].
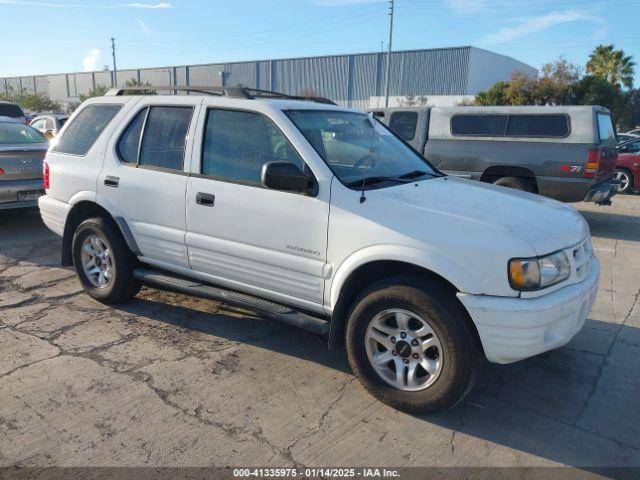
[365, 308, 443, 391]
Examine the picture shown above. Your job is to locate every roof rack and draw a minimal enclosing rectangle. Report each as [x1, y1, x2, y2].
[104, 85, 336, 105]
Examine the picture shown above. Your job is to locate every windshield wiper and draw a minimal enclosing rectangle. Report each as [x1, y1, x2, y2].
[346, 176, 407, 188]
[398, 170, 430, 180]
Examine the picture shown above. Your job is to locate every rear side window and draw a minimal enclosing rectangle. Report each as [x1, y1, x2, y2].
[139, 106, 193, 171]
[451, 114, 508, 136]
[389, 111, 418, 141]
[597, 113, 616, 142]
[201, 109, 304, 185]
[53, 104, 121, 155]
[0, 103, 24, 118]
[506, 114, 569, 137]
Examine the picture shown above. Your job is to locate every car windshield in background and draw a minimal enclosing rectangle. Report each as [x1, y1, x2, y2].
[0, 122, 46, 144]
[0, 104, 24, 119]
[286, 110, 437, 188]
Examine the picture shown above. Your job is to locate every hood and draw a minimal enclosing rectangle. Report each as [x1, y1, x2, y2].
[368, 176, 589, 256]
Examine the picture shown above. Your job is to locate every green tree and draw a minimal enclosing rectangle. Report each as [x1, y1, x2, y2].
[121, 78, 155, 95]
[0, 85, 61, 112]
[586, 44, 635, 89]
[475, 81, 510, 106]
[79, 84, 109, 102]
[533, 57, 581, 105]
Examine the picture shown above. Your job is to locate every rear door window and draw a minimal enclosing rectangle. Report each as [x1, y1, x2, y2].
[389, 111, 418, 141]
[116, 108, 147, 164]
[139, 106, 193, 171]
[451, 114, 508, 136]
[53, 104, 122, 155]
[597, 113, 616, 143]
[506, 114, 569, 137]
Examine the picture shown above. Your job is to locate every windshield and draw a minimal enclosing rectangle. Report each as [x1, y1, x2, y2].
[286, 110, 438, 188]
[0, 122, 47, 144]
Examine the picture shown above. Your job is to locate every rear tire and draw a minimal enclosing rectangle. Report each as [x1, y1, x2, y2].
[345, 275, 480, 414]
[492, 176, 535, 193]
[615, 168, 633, 194]
[72, 217, 140, 304]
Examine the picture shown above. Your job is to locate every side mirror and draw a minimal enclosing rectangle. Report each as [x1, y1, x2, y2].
[261, 161, 310, 193]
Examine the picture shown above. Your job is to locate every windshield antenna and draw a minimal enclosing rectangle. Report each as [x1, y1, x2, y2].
[360, 114, 377, 204]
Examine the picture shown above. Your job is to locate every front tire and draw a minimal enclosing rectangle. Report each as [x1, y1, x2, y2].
[72, 217, 140, 304]
[615, 168, 633, 194]
[345, 276, 480, 414]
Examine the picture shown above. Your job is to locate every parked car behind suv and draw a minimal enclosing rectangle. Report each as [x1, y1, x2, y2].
[615, 137, 640, 194]
[39, 87, 599, 413]
[370, 106, 618, 204]
[0, 101, 27, 124]
[0, 119, 48, 210]
[30, 113, 69, 139]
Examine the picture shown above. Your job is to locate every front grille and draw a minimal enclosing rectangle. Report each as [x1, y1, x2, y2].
[570, 239, 593, 282]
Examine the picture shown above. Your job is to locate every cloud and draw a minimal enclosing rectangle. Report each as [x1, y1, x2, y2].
[137, 18, 151, 34]
[82, 48, 100, 72]
[0, 0, 172, 8]
[481, 10, 597, 45]
[123, 2, 171, 8]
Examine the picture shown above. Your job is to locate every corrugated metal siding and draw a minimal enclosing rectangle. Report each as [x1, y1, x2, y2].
[1, 47, 532, 106]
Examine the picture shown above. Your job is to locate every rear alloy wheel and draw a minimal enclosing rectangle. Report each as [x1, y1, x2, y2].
[72, 217, 140, 304]
[615, 168, 633, 194]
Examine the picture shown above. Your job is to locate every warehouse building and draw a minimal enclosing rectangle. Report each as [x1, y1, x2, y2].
[1, 46, 536, 110]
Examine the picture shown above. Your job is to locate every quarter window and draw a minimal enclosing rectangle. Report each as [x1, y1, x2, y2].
[53, 104, 122, 156]
[139, 106, 193, 171]
[116, 108, 146, 164]
[597, 113, 616, 142]
[201, 109, 304, 184]
[389, 111, 418, 141]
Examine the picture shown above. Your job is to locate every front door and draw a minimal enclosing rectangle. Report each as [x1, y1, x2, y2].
[185, 107, 329, 311]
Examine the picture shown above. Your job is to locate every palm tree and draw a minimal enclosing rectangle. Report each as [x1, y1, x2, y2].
[586, 44, 636, 89]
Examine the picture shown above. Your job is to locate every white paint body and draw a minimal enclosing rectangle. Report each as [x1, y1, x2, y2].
[39, 95, 599, 364]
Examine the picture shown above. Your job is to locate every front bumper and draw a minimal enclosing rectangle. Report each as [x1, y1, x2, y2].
[583, 178, 618, 205]
[457, 258, 599, 364]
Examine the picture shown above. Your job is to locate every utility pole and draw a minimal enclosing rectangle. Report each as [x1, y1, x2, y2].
[384, 0, 395, 107]
[111, 37, 118, 87]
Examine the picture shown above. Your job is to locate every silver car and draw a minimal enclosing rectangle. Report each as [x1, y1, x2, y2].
[0, 120, 48, 210]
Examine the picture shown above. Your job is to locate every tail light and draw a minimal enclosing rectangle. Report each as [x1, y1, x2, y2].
[583, 149, 600, 178]
[0, 168, 4, 175]
[43, 161, 50, 189]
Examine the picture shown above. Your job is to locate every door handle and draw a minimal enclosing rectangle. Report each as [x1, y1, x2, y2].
[104, 176, 119, 188]
[196, 192, 215, 206]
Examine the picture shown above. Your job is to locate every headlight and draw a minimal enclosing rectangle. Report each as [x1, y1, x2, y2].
[509, 251, 571, 291]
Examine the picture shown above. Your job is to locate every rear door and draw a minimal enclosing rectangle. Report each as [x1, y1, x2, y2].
[595, 112, 617, 182]
[97, 97, 201, 268]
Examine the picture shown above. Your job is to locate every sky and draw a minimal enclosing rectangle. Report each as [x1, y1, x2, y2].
[1, 0, 639, 85]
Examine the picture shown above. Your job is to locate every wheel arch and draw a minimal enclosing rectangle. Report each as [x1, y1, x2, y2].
[328, 251, 483, 354]
[480, 165, 539, 192]
[61, 200, 139, 266]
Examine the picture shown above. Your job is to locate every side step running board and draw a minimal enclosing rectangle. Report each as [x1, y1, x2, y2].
[133, 268, 330, 336]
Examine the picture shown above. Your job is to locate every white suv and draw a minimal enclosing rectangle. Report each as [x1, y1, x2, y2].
[39, 86, 599, 413]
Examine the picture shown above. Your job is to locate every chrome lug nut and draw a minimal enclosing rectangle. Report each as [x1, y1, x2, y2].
[403, 359, 409, 364]
[391, 350, 397, 356]
[390, 336, 396, 343]
[400, 332, 406, 339]
[411, 339, 419, 346]
[412, 353, 419, 359]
